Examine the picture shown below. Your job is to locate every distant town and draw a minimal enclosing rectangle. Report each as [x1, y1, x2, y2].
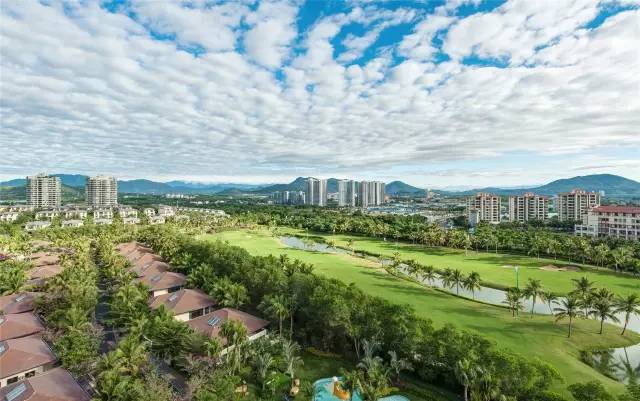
[0, 173, 638, 241]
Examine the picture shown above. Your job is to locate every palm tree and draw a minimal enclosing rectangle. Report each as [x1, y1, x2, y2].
[346, 239, 355, 255]
[450, 269, 465, 295]
[571, 276, 595, 316]
[540, 290, 558, 315]
[203, 337, 222, 358]
[387, 350, 412, 383]
[554, 296, 584, 338]
[440, 268, 454, 291]
[420, 265, 437, 286]
[339, 368, 361, 401]
[454, 358, 480, 401]
[503, 288, 524, 318]
[591, 297, 620, 334]
[260, 294, 289, 336]
[611, 246, 632, 272]
[523, 279, 543, 316]
[254, 353, 273, 390]
[464, 272, 481, 300]
[615, 294, 640, 336]
[593, 243, 610, 267]
[282, 340, 303, 383]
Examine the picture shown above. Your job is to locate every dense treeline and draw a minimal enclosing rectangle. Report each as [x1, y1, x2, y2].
[217, 205, 640, 274]
[137, 224, 611, 401]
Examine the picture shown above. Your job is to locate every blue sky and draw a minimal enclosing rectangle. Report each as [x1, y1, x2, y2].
[0, 0, 639, 188]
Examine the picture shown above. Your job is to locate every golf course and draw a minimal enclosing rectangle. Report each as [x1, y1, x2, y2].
[199, 228, 640, 394]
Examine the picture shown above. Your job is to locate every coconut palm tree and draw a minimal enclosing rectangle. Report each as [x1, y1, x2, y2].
[523, 278, 543, 316]
[612, 246, 632, 272]
[571, 277, 595, 316]
[615, 294, 640, 336]
[464, 272, 482, 300]
[554, 296, 584, 338]
[454, 358, 480, 401]
[540, 290, 558, 315]
[503, 288, 524, 318]
[441, 268, 454, 290]
[420, 265, 437, 286]
[259, 294, 289, 336]
[591, 297, 620, 334]
[282, 340, 303, 383]
[450, 269, 465, 295]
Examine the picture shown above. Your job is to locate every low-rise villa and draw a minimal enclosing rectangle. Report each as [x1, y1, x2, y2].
[94, 218, 113, 225]
[0, 367, 90, 401]
[128, 260, 170, 278]
[136, 271, 187, 297]
[24, 221, 51, 231]
[187, 308, 269, 345]
[0, 336, 57, 388]
[62, 219, 84, 228]
[149, 216, 166, 225]
[149, 289, 217, 321]
[0, 313, 45, 341]
[123, 217, 140, 225]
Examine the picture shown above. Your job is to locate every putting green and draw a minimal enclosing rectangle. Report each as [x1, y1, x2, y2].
[200, 229, 640, 395]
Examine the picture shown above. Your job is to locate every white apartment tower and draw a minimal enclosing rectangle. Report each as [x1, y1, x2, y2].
[467, 193, 501, 225]
[86, 175, 118, 207]
[338, 180, 357, 207]
[305, 178, 327, 206]
[26, 174, 61, 208]
[508, 193, 549, 222]
[357, 181, 386, 207]
[557, 189, 600, 221]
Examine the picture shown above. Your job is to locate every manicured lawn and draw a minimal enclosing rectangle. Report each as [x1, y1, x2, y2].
[295, 230, 639, 296]
[200, 229, 640, 395]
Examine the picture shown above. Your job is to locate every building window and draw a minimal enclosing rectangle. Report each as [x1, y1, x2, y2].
[25, 370, 36, 378]
[7, 376, 19, 384]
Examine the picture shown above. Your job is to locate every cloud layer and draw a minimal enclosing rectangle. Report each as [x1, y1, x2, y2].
[0, 0, 638, 185]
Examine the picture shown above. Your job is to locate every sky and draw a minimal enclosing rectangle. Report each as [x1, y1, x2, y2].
[1, 0, 639, 188]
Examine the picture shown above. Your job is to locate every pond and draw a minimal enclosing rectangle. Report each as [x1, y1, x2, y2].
[280, 235, 640, 383]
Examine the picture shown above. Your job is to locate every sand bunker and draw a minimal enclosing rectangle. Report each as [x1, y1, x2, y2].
[540, 264, 581, 272]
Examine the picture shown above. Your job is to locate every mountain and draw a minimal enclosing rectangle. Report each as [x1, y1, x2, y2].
[445, 174, 640, 197]
[253, 177, 345, 194]
[0, 183, 83, 201]
[165, 181, 266, 193]
[385, 181, 425, 195]
[117, 179, 174, 194]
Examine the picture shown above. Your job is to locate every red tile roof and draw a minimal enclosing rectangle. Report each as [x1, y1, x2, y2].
[127, 260, 169, 278]
[0, 336, 57, 379]
[0, 313, 44, 341]
[187, 308, 268, 344]
[0, 292, 41, 315]
[149, 289, 216, 315]
[30, 254, 60, 267]
[131, 252, 163, 268]
[0, 367, 90, 401]
[28, 264, 63, 280]
[135, 272, 186, 292]
[592, 205, 640, 214]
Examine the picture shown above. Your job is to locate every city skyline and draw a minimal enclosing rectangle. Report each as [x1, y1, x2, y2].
[1, 0, 638, 186]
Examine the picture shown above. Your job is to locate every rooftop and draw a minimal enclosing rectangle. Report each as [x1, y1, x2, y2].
[135, 271, 186, 292]
[592, 205, 640, 214]
[0, 367, 90, 401]
[149, 288, 215, 315]
[0, 313, 44, 341]
[187, 308, 268, 344]
[0, 336, 57, 379]
[0, 292, 40, 315]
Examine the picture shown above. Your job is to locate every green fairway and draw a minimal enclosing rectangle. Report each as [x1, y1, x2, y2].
[293, 230, 639, 296]
[200, 229, 640, 394]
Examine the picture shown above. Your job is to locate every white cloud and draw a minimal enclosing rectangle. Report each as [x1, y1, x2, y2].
[244, 1, 298, 68]
[0, 0, 638, 185]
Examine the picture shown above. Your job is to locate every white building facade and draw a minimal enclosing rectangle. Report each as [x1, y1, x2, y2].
[337, 180, 357, 207]
[575, 206, 640, 240]
[26, 174, 61, 208]
[508, 193, 549, 222]
[305, 178, 327, 206]
[86, 176, 118, 207]
[467, 193, 501, 225]
[557, 189, 600, 221]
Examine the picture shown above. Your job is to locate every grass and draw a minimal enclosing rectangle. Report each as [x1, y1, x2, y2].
[293, 230, 639, 296]
[200, 229, 640, 395]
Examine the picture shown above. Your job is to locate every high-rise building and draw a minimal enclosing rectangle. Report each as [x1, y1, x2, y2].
[26, 174, 61, 208]
[86, 175, 118, 207]
[357, 181, 385, 207]
[508, 193, 549, 222]
[557, 189, 600, 221]
[305, 178, 327, 206]
[273, 191, 305, 205]
[337, 180, 356, 207]
[467, 193, 500, 225]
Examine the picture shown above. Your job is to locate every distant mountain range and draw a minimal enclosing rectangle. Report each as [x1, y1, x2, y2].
[1, 173, 639, 198]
